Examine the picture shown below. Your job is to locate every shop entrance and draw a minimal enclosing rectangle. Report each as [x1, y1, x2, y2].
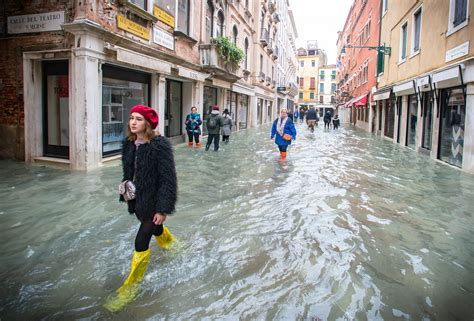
[43, 61, 69, 159]
[165, 80, 183, 137]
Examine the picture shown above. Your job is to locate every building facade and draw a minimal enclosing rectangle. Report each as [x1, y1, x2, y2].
[297, 41, 327, 110]
[317, 64, 337, 116]
[375, 0, 474, 174]
[0, 0, 298, 170]
[336, 0, 381, 131]
[275, 3, 298, 114]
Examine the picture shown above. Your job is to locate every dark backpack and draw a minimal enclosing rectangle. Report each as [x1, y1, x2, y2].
[208, 115, 218, 130]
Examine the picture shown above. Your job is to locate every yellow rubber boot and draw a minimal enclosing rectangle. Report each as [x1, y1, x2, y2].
[155, 226, 174, 249]
[104, 249, 151, 312]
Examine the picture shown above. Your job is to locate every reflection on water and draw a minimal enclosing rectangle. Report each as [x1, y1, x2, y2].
[1, 124, 473, 320]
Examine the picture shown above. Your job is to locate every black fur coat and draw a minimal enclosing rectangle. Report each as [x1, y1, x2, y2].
[121, 136, 177, 220]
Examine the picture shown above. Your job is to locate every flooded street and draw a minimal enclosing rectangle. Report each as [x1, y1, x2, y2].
[1, 124, 473, 320]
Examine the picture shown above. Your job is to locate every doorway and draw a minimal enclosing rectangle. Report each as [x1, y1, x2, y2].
[43, 61, 69, 158]
[165, 80, 183, 137]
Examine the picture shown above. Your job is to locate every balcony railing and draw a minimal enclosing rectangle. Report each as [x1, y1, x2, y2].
[271, 46, 278, 59]
[267, 38, 274, 53]
[260, 28, 269, 46]
[199, 44, 241, 82]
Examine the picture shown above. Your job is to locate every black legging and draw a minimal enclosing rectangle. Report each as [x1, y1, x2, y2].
[187, 131, 200, 143]
[135, 220, 164, 252]
[277, 145, 288, 152]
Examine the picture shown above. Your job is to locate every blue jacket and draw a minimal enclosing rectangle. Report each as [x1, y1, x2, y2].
[185, 113, 202, 134]
[271, 117, 297, 146]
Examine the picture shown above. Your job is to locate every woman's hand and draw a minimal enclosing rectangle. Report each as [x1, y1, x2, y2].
[153, 213, 167, 225]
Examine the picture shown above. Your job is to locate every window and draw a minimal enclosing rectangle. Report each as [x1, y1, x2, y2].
[331, 83, 336, 93]
[244, 38, 249, 70]
[319, 83, 325, 93]
[319, 96, 323, 103]
[216, 10, 224, 37]
[331, 96, 335, 103]
[412, 7, 422, 53]
[245, 0, 249, 9]
[453, 0, 468, 27]
[310, 77, 316, 89]
[422, 91, 434, 150]
[259, 54, 263, 72]
[177, 0, 189, 34]
[363, 65, 368, 83]
[400, 22, 408, 61]
[130, 0, 147, 10]
[299, 77, 304, 88]
[156, 0, 174, 15]
[310, 92, 314, 99]
[331, 70, 336, 80]
[300, 61, 304, 67]
[320, 70, 325, 81]
[406, 95, 418, 149]
[448, 0, 468, 35]
[311, 60, 315, 67]
[205, 0, 214, 42]
[232, 25, 238, 44]
[299, 92, 303, 99]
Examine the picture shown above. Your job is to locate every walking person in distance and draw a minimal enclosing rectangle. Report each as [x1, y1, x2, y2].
[205, 105, 224, 151]
[222, 108, 233, 144]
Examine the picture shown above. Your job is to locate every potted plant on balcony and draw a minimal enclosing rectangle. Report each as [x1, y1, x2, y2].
[211, 36, 244, 72]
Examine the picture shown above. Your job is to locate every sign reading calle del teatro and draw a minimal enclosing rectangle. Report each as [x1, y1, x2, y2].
[7, 11, 64, 34]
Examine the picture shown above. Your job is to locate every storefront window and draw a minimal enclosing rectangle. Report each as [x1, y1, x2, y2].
[102, 65, 150, 156]
[239, 94, 248, 129]
[439, 87, 465, 168]
[257, 99, 263, 124]
[384, 95, 395, 138]
[407, 94, 418, 149]
[226, 91, 238, 130]
[203, 86, 217, 135]
[422, 91, 434, 150]
[267, 101, 273, 123]
[396, 97, 402, 143]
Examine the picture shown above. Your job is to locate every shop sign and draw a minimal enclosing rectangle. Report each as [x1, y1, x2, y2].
[117, 15, 150, 40]
[153, 6, 175, 28]
[445, 41, 469, 62]
[8, 11, 64, 34]
[153, 27, 174, 50]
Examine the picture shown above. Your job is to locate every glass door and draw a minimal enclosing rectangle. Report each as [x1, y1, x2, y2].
[421, 91, 434, 150]
[406, 94, 418, 149]
[165, 80, 182, 137]
[43, 61, 69, 158]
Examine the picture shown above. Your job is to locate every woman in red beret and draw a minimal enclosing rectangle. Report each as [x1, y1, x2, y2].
[105, 104, 177, 311]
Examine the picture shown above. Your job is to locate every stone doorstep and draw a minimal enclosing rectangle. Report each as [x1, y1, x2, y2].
[33, 156, 70, 169]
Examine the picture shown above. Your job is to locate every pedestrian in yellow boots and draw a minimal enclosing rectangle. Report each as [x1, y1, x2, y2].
[104, 105, 177, 312]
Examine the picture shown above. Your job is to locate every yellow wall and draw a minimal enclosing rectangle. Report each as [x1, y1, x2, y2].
[297, 55, 320, 103]
[379, 0, 474, 87]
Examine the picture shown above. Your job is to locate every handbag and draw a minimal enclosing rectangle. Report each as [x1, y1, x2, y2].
[119, 180, 136, 201]
[283, 133, 291, 141]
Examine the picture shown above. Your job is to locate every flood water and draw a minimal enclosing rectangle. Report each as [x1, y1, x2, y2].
[1, 124, 473, 320]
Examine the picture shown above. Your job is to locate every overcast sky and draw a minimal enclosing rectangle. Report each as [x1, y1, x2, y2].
[290, 0, 354, 64]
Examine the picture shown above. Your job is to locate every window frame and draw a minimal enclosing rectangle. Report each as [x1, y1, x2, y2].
[411, 5, 422, 56]
[399, 20, 408, 63]
[177, 0, 190, 35]
[447, 0, 469, 36]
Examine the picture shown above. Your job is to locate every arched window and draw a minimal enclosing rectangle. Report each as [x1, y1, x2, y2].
[216, 10, 225, 37]
[206, 0, 214, 42]
[244, 37, 249, 70]
[232, 25, 238, 44]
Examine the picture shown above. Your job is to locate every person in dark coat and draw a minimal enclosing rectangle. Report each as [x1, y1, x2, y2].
[305, 106, 319, 132]
[205, 105, 224, 151]
[299, 107, 306, 123]
[221, 109, 233, 144]
[332, 114, 340, 129]
[323, 110, 332, 129]
[271, 108, 297, 159]
[185, 106, 202, 147]
[105, 105, 177, 312]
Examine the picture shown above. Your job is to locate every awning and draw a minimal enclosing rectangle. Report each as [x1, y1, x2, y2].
[416, 75, 431, 92]
[116, 46, 171, 74]
[231, 83, 255, 96]
[393, 80, 416, 96]
[432, 65, 464, 89]
[354, 95, 367, 106]
[373, 88, 392, 101]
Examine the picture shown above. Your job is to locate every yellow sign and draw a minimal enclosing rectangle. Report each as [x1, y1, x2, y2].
[117, 15, 150, 40]
[153, 5, 175, 28]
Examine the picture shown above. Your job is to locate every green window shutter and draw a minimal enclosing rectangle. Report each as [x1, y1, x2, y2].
[377, 50, 384, 75]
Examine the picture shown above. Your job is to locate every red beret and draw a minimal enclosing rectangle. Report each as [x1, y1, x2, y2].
[212, 105, 219, 111]
[130, 105, 158, 129]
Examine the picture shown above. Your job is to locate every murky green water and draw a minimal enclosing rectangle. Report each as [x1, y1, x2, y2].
[1, 124, 473, 320]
